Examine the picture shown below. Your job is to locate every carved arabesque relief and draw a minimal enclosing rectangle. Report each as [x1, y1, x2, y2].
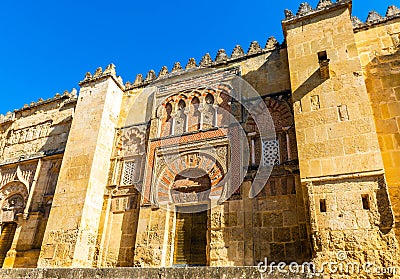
[0, 164, 35, 190]
[244, 97, 294, 165]
[0, 163, 36, 222]
[156, 88, 227, 138]
[118, 125, 147, 157]
[0, 182, 29, 205]
[152, 145, 228, 206]
[262, 140, 280, 166]
[113, 124, 148, 188]
[388, 30, 400, 49]
[5, 121, 53, 146]
[122, 161, 136, 185]
[0, 181, 28, 223]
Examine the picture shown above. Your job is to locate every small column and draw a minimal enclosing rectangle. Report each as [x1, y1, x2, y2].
[170, 117, 175, 135]
[282, 126, 291, 161]
[184, 107, 190, 133]
[248, 132, 257, 166]
[198, 105, 204, 130]
[213, 105, 218, 127]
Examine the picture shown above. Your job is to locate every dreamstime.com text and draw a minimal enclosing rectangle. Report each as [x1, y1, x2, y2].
[257, 252, 398, 276]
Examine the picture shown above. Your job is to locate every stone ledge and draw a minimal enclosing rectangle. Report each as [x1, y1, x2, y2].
[0, 267, 321, 279]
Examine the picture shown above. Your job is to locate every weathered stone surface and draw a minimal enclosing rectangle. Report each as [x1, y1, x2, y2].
[283, 0, 400, 274]
[386, 5, 400, 17]
[215, 49, 228, 63]
[0, 0, 399, 274]
[316, 0, 332, 10]
[296, 3, 313, 16]
[366, 11, 383, 24]
[231, 45, 245, 59]
[0, 267, 322, 278]
[200, 53, 213, 66]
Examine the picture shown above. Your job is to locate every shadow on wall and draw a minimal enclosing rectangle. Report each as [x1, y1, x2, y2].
[116, 193, 141, 267]
[364, 48, 400, 238]
[9, 104, 74, 268]
[220, 50, 312, 264]
[242, 49, 291, 97]
[241, 52, 311, 265]
[38, 113, 73, 156]
[291, 69, 326, 103]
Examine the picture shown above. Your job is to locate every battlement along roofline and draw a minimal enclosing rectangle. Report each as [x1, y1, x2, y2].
[281, 0, 352, 28]
[352, 5, 400, 31]
[123, 37, 283, 90]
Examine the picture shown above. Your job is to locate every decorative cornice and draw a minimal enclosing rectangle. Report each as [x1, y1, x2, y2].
[134, 74, 144, 85]
[124, 37, 282, 91]
[265, 36, 279, 51]
[366, 11, 383, 24]
[387, 5, 400, 17]
[185, 58, 197, 69]
[282, 2, 400, 35]
[145, 70, 156, 82]
[247, 41, 262, 55]
[215, 49, 228, 63]
[79, 63, 124, 90]
[353, 5, 400, 31]
[351, 16, 363, 28]
[282, 0, 352, 26]
[231, 45, 245, 59]
[171, 62, 183, 73]
[0, 111, 14, 124]
[316, 0, 332, 10]
[297, 2, 314, 16]
[1, 89, 78, 123]
[158, 66, 169, 78]
[200, 53, 213, 67]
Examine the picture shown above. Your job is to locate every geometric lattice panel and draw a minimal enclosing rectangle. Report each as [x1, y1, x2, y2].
[122, 161, 136, 185]
[262, 139, 280, 166]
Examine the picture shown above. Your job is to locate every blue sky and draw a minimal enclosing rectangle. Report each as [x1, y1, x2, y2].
[0, 0, 396, 114]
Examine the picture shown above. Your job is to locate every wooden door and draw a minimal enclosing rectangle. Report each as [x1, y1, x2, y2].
[173, 210, 207, 266]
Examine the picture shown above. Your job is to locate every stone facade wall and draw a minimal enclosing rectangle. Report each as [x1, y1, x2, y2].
[104, 49, 300, 269]
[130, 177, 310, 268]
[285, 5, 383, 178]
[96, 193, 140, 267]
[308, 175, 398, 270]
[0, 0, 398, 274]
[38, 68, 125, 268]
[253, 175, 309, 264]
[0, 267, 320, 279]
[0, 92, 76, 268]
[0, 92, 76, 162]
[354, 18, 400, 242]
[283, 0, 399, 272]
[132, 206, 172, 267]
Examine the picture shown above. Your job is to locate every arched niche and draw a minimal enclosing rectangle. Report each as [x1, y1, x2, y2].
[154, 152, 225, 206]
[170, 169, 211, 204]
[174, 100, 187, 135]
[0, 181, 28, 223]
[264, 98, 293, 130]
[188, 97, 201, 132]
[156, 88, 221, 137]
[202, 93, 216, 129]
